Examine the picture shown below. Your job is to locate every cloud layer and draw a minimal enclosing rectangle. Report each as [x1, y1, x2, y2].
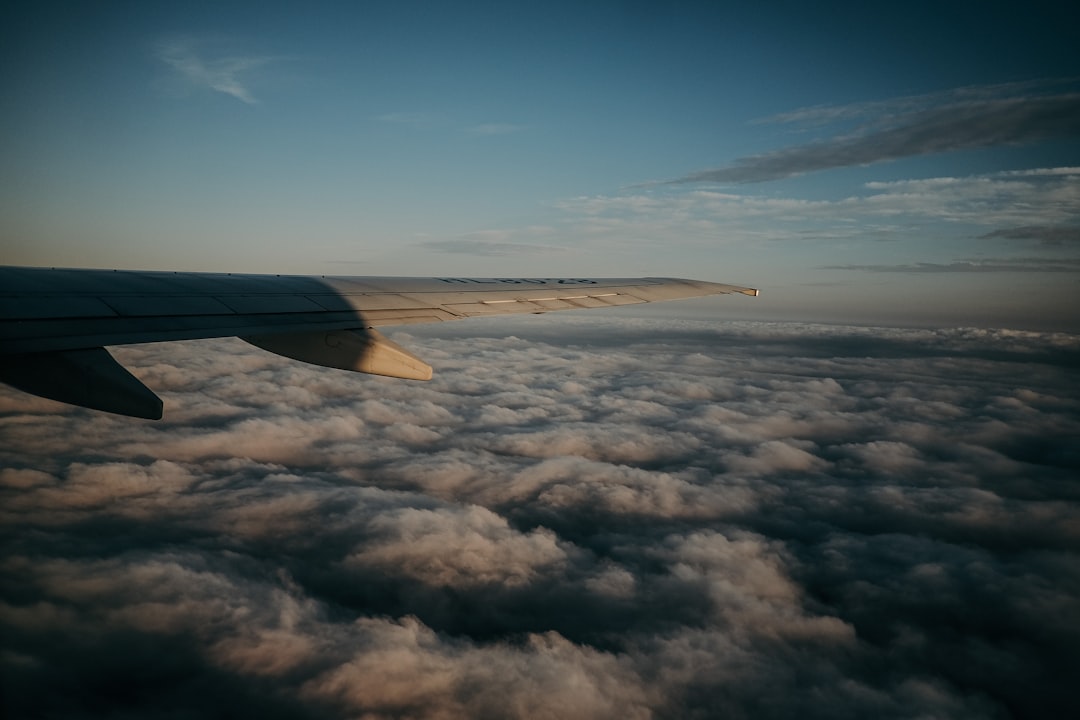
[2, 317, 1078, 718]
[568, 167, 1080, 246]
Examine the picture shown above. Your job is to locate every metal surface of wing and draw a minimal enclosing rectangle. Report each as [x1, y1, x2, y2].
[0, 266, 758, 417]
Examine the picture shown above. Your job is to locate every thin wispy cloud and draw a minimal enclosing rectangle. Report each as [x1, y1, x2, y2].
[556, 168, 1080, 247]
[419, 239, 568, 256]
[666, 82, 1080, 184]
[377, 111, 441, 128]
[979, 225, 1080, 246]
[418, 228, 567, 256]
[824, 257, 1080, 273]
[377, 115, 527, 135]
[756, 78, 1080, 128]
[466, 123, 527, 136]
[156, 37, 272, 104]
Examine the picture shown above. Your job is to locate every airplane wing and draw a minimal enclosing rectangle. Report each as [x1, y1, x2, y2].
[0, 266, 758, 419]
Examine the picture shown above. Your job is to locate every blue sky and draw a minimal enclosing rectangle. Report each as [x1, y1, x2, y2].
[2, 0, 1078, 329]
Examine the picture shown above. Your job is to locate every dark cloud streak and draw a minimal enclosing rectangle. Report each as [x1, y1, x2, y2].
[824, 257, 1080, 273]
[979, 225, 1080, 246]
[668, 92, 1080, 184]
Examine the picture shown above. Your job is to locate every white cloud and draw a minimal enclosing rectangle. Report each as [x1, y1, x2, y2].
[377, 111, 441, 128]
[466, 123, 528, 136]
[345, 505, 569, 588]
[157, 37, 273, 104]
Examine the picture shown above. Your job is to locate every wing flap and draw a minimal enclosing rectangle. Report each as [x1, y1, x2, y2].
[216, 295, 330, 314]
[362, 308, 460, 326]
[0, 295, 121, 320]
[100, 295, 236, 317]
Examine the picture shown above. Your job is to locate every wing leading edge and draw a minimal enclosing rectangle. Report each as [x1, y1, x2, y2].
[0, 267, 758, 418]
